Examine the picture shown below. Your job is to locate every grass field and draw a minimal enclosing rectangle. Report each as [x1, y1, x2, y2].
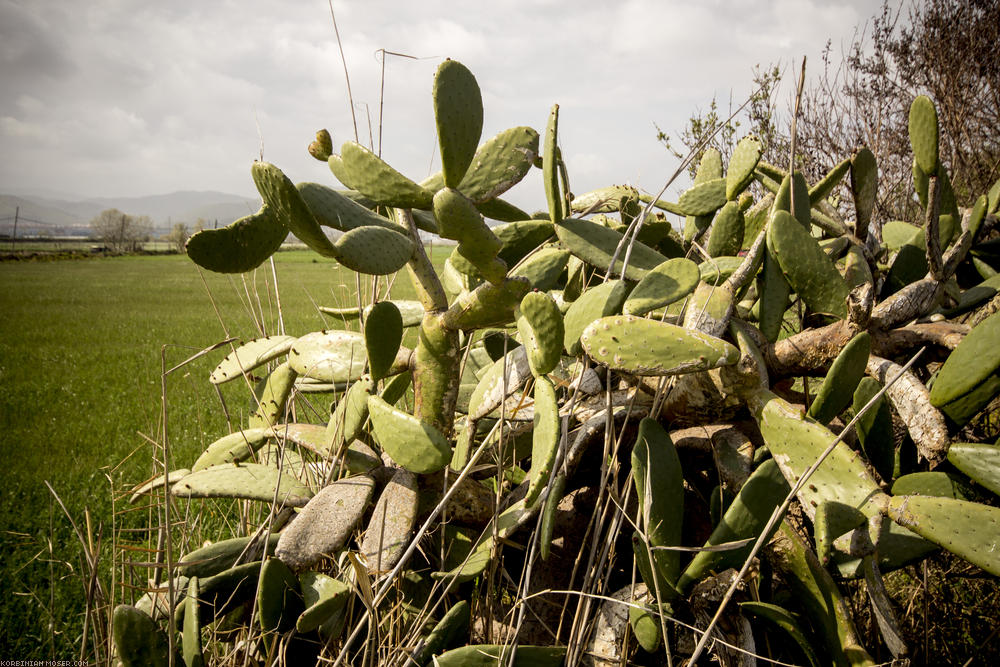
[0, 249, 446, 659]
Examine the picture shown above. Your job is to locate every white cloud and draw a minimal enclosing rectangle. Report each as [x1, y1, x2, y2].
[0, 0, 888, 202]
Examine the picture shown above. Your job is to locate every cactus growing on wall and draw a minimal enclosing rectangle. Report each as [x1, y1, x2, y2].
[117, 60, 1000, 666]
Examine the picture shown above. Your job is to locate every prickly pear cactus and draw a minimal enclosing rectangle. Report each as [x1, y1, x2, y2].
[116, 64, 1000, 667]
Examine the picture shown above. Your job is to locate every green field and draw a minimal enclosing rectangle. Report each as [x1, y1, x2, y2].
[0, 249, 444, 658]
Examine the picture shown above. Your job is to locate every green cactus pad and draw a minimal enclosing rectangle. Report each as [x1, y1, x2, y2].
[182, 577, 204, 667]
[441, 277, 531, 331]
[252, 161, 338, 258]
[543, 104, 562, 224]
[248, 362, 298, 429]
[433, 187, 506, 283]
[257, 557, 303, 633]
[433, 532, 494, 583]
[177, 534, 280, 578]
[676, 459, 789, 593]
[850, 148, 878, 234]
[814, 501, 869, 568]
[361, 466, 418, 572]
[525, 376, 560, 508]
[185, 205, 286, 274]
[365, 301, 404, 381]
[516, 291, 565, 376]
[495, 219, 555, 266]
[706, 200, 745, 258]
[632, 418, 684, 586]
[677, 177, 727, 216]
[334, 225, 414, 275]
[810, 156, 851, 206]
[367, 395, 452, 473]
[889, 494, 1000, 576]
[275, 475, 375, 570]
[623, 257, 699, 316]
[113, 605, 172, 667]
[697, 148, 724, 182]
[768, 210, 849, 319]
[296, 572, 351, 634]
[807, 332, 871, 425]
[289, 330, 368, 383]
[947, 443, 1000, 497]
[210, 336, 295, 384]
[909, 95, 939, 174]
[891, 471, 971, 499]
[431, 645, 566, 666]
[192, 428, 271, 471]
[580, 314, 740, 376]
[929, 312, 1000, 407]
[458, 126, 539, 202]
[411, 600, 471, 666]
[563, 280, 629, 355]
[852, 377, 895, 483]
[726, 135, 763, 200]
[749, 389, 884, 521]
[509, 246, 570, 291]
[296, 182, 398, 233]
[554, 217, 668, 281]
[329, 142, 434, 209]
[172, 463, 313, 507]
[757, 241, 791, 342]
[433, 59, 483, 188]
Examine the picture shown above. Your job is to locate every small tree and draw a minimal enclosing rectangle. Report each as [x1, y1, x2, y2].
[164, 222, 190, 253]
[89, 209, 152, 253]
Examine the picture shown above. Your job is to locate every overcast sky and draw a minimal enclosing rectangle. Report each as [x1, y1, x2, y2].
[0, 0, 880, 209]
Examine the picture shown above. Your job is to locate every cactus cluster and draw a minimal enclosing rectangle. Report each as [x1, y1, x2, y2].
[117, 61, 1000, 667]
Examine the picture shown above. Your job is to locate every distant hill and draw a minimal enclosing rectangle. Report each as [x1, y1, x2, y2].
[0, 190, 259, 237]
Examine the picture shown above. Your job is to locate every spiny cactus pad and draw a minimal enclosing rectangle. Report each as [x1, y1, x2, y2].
[365, 301, 404, 381]
[767, 210, 849, 319]
[517, 290, 565, 377]
[555, 217, 667, 282]
[289, 330, 369, 383]
[807, 332, 871, 425]
[623, 257, 699, 316]
[581, 314, 740, 376]
[257, 557, 303, 633]
[726, 136, 763, 201]
[252, 161, 339, 258]
[433, 59, 484, 188]
[334, 225, 414, 276]
[947, 443, 1000, 497]
[329, 142, 434, 209]
[888, 494, 1000, 576]
[525, 376, 560, 507]
[632, 418, 684, 586]
[456, 126, 540, 203]
[192, 428, 271, 471]
[185, 205, 286, 274]
[177, 534, 280, 579]
[909, 95, 939, 174]
[210, 336, 296, 384]
[678, 177, 726, 216]
[367, 395, 452, 473]
[750, 389, 885, 521]
[171, 463, 313, 507]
